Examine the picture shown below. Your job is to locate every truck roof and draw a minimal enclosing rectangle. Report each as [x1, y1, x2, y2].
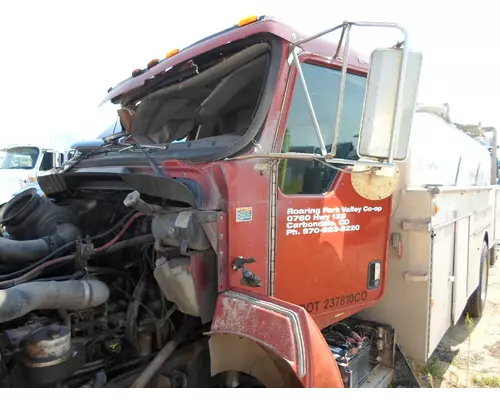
[0, 144, 64, 153]
[100, 16, 369, 107]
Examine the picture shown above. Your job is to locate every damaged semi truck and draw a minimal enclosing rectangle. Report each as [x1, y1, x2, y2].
[0, 16, 498, 388]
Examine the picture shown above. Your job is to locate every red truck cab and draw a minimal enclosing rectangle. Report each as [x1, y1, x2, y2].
[1, 16, 422, 388]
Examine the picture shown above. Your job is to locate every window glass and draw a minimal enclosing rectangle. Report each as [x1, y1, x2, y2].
[40, 151, 54, 171]
[0, 147, 40, 170]
[279, 63, 367, 195]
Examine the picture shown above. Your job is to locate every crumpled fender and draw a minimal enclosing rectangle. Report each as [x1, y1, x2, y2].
[206, 289, 344, 388]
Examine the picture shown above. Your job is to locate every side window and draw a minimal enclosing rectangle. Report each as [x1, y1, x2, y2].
[278, 63, 367, 195]
[40, 151, 54, 171]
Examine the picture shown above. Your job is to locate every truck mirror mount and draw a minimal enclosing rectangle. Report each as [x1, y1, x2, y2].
[288, 21, 422, 168]
[357, 47, 423, 163]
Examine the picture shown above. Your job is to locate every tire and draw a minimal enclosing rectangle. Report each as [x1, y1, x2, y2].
[467, 241, 489, 318]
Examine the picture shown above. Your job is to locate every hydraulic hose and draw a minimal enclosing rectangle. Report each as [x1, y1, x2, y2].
[0, 279, 110, 323]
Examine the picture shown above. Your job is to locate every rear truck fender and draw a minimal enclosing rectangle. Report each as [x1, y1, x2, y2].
[205, 289, 344, 388]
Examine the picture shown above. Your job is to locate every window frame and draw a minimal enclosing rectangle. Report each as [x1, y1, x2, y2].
[274, 52, 368, 197]
[39, 150, 55, 172]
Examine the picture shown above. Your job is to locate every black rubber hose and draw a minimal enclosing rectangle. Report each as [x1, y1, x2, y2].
[0, 217, 145, 289]
[0, 223, 81, 265]
[0, 279, 110, 323]
[0, 188, 82, 265]
[0, 211, 136, 281]
[0, 238, 49, 264]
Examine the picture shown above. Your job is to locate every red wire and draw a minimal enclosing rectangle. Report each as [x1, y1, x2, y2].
[0, 212, 145, 288]
[95, 212, 144, 252]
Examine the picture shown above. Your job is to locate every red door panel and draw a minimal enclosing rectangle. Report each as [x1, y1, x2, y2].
[274, 173, 392, 329]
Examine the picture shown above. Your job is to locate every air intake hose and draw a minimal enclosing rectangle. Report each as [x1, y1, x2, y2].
[0, 280, 110, 323]
[0, 188, 81, 265]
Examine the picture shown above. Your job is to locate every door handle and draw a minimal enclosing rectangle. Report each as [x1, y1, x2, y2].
[367, 260, 382, 290]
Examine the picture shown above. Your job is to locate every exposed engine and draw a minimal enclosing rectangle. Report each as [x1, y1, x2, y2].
[0, 188, 218, 388]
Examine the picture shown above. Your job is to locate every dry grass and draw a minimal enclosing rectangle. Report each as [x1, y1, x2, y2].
[472, 375, 500, 388]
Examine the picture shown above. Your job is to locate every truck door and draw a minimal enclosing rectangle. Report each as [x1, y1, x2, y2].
[273, 59, 393, 329]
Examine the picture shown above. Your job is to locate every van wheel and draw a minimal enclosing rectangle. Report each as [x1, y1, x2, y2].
[467, 242, 489, 318]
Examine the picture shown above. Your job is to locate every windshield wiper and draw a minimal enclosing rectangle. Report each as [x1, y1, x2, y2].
[62, 130, 168, 178]
[61, 142, 116, 174]
[120, 137, 167, 178]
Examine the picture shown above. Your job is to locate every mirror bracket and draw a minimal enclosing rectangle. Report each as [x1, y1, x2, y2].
[289, 21, 416, 165]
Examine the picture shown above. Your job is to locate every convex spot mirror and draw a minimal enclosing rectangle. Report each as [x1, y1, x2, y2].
[357, 47, 423, 161]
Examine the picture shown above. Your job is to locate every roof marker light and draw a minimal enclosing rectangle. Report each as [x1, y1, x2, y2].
[166, 48, 180, 59]
[147, 58, 160, 69]
[132, 68, 143, 77]
[238, 15, 258, 27]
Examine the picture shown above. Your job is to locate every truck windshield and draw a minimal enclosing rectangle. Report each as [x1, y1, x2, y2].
[0, 147, 40, 170]
[122, 39, 274, 150]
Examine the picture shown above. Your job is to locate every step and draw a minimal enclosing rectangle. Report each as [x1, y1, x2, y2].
[359, 364, 395, 388]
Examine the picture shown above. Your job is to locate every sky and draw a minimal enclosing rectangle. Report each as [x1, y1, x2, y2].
[0, 0, 498, 150]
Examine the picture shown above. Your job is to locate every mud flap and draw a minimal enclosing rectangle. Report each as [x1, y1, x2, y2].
[206, 289, 344, 388]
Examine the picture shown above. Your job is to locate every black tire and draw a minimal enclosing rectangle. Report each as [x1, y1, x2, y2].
[467, 241, 489, 318]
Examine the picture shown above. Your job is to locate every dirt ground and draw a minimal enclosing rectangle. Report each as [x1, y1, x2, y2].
[419, 258, 500, 388]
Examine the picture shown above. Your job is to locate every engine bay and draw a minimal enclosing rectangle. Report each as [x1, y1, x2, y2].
[0, 187, 218, 388]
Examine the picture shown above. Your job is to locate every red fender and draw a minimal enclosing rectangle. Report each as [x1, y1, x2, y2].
[207, 289, 344, 388]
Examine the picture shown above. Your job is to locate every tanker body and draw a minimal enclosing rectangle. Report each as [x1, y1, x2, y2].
[358, 105, 496, 364]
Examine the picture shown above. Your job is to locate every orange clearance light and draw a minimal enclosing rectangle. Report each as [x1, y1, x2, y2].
[165, 48, 180, 59]
[238, 15, 258, 27]
[147, 58, 160, 69]
[432, 203, 439, 216]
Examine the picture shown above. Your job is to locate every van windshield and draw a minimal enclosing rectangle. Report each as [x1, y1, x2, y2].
[0, 147, 40, 170]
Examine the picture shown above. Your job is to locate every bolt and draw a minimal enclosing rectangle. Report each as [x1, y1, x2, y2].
[168, 227, 175, 234]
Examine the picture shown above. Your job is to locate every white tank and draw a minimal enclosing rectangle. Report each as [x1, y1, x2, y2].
[397, 105, 491, 188]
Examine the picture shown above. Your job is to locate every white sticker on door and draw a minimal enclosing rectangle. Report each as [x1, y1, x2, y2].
[284, 206, 382, 236]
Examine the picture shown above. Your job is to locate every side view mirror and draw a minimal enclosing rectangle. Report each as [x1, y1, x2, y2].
[357, 47, 423, 162]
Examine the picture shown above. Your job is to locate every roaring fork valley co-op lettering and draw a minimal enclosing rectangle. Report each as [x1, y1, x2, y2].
[285, 206, 383, 236]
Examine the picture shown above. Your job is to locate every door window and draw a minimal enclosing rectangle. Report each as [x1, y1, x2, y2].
[278, 63, 367, 195]
[40, 151, 54, 171]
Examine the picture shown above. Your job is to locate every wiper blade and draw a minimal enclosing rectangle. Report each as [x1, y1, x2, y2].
[63, 132, 167, 178]
[103, 131, 129, 144]
[118, 143, 166, 152]
[127, 137, 167, 178]
[62, 142, 116, 174]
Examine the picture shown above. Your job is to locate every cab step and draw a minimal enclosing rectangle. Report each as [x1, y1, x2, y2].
[360, 364, 394, 388]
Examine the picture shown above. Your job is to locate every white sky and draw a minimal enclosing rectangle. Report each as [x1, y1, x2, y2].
[0, 0, 498, 150]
